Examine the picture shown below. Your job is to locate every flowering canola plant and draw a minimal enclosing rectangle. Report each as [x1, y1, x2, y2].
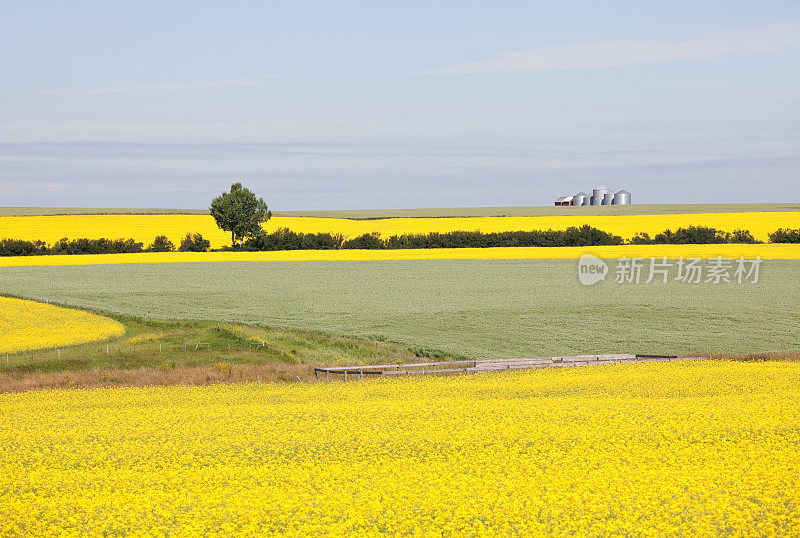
[0, 211, 797, 250]
[0, 243, 797, 267]
[0, 360, 797, 535]
[267, 212, 800, 243]
[0, 296, 124, 353]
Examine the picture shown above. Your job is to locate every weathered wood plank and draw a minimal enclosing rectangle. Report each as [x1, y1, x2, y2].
[317, 355, 709, 380]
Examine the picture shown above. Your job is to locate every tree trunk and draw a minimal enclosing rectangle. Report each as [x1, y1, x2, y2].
[231, 230, 235, 247]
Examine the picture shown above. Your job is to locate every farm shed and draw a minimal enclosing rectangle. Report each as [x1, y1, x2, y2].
[554, 196, 573, 206]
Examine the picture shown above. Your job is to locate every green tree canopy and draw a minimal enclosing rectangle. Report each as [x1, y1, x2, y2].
[210, 182, 272, 246]
[148, 235, 175, 252]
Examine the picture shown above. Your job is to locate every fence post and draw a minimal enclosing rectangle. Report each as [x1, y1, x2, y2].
[106, 344, 109, 354]
[159, 344, 162, 352]
[5, 353, 8, 365]
[57, 349, 60, 360]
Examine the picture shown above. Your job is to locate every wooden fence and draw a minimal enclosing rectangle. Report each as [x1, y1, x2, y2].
[314, 354, 711, 381]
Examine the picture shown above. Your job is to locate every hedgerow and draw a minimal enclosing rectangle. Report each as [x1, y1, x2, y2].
[0, 234, 207, 256]
[629, 226, 760, 245]
[0, 225, 788, 256]
[768, 228, 800, 243]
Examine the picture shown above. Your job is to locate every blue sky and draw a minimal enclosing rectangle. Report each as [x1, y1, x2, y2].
[1, 1, 798, 209]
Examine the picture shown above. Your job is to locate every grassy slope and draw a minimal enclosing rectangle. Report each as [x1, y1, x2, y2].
[1, 203, 798, 218]
[0, 313, 428, 375]
[0, 260, 796, 358]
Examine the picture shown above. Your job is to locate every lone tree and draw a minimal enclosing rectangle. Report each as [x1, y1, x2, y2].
[210, 182, 272, 247]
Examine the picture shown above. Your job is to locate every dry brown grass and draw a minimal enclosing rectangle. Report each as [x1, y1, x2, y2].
[709, 352, 800, 362]
[0, 363, 317, 394]
[2, 352, 796, 394]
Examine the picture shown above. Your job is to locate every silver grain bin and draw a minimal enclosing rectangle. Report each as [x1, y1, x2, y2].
[591, 187, 611, 205]
[572, 192, 588, 206]
[612, 189, 631, 205]
[581, 197, 590, 206]
[602, 192, 614, 205]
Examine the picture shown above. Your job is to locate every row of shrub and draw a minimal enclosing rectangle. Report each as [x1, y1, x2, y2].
[361, 226, 625, 249]
[2, 226, 799, 256]
[629, 226, 760, 245]
[231, 225, 799, 251]
[224, 225, 625, 251]
[239, 228, 344, 251]
[0, 233, 210, 257]
[768, 228, 800, 243]
[631, 227, 800, 244]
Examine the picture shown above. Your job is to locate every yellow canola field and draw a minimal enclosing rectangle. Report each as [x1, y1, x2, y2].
[0, 296, 124, 353]
[0, 361, 798, 535]
[0, 211, 798, 249]
[0, 243, 798, 267]
[271, 212, 800, 242]
[0, 214, 231, 249]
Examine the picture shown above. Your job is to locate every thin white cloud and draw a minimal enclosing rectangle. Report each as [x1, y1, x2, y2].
[37, 76, 284, 95]
[430, 22, 800, 74]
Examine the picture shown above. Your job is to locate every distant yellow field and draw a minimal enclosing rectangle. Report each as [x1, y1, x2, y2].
[0, 212, 797, 249]
[0, 243, 797, 267]
[0, 297, 124, 353]
[270, 212, 800, 243]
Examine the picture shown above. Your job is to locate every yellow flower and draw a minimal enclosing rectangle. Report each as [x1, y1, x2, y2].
[0, 211, 796, 250]
[0, 361, 797, 535]
[0, 296, 124, 353]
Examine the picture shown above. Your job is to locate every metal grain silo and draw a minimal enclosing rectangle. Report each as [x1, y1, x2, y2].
[572, 192, 588, 206]
[591, 186, 610, 205]
[581, 197, 590, 206]
[602, 192, 614, 205]
[612, 189, 631, 205]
